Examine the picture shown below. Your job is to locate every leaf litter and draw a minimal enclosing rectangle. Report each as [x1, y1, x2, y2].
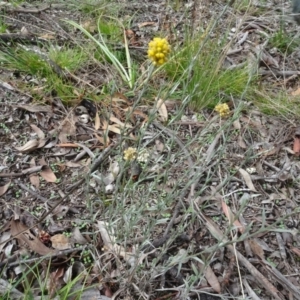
[0, 1, 300, 300]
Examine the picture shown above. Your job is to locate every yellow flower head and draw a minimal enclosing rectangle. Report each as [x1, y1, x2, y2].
[123, 147, 138, 161]
[214, 103, 230, 117]
[148, 37, 170, 66]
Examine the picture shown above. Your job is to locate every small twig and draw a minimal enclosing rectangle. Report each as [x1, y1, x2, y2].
[0, 166, 43, 178]
[75, 143, 95, 160]
[0, 33, 40, 45]
[17, 182, 50, 203]
[5, 4, 51, 13]
[66, 142, 117, 193]
[0, 245, 89, 269]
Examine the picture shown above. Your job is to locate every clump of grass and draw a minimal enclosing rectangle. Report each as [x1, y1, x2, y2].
[269, 26, 299, 54]
[67, 17, 137, 89]
[162, 31, 255, 110]
[0, 17, 8, 33]
[0, 45, 88, 102]
[252, 87, 300, 119]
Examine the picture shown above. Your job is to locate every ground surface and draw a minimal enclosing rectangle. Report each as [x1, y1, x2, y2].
[1, 1, 300, 300]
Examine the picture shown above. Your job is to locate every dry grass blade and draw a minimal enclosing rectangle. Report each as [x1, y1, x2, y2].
[242, 278, 261, 300]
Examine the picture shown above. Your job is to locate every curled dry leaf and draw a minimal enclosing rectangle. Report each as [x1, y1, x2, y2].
[40, 165, 57, 183]
[238, 168, 256, 191]
[110, 116, 132, 128]
[237, 135, 247, 149]
[48, 267, 64, 298]
[197, 260, 221, 293]
[0, 232, 11, 252]
[107, 124, 121, 135]
[156, 98, 168, 122]
[288, 244, 300, 257]
[248, 239, 265, 260]
[0, 180, 11, 197]
[155, 139, 165, 152]
[71, 227, 88, 245]
[221, 200, 245, 234]
[95, 111, 101, 130]
[291, 87, 300, 96]
[30, 124, 45, 139]
[10, 219, 54, 255]
[15, 139, 39, 152]
[29, 173, 40, 188]
[205, 265, 221, 293]
[94, 133, 108, 146]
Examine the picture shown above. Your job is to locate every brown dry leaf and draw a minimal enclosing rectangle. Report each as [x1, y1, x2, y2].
[15, 139, 39, 152]
[237, 135, 247, 149]
[221, 200, 245, 234]
[58, 119, 77, 143]
[232, 119, 241, 130]
[204, 215, 224, 241]
[156, 98, 168, 122]
[58, 132, 69, 144]
[81, 20, 96, 33]
[125, 29, 141, 46]
[124, 107, 149, 126]
[65, 161, 82, 168]
[291, 87, 300, 96]
[155, 139, 165, 152]
[94, 133, 108, 146]
[0, 181, 11, 196]
[48, 267, 64, 298]
[29, 173, 40, 188]
[107, 125, 121, 135]
[30, 124, 45, 139]
[38, 139, 47, 148]
[110, 116, 132, 128]
[138, 21, 156, 28]
[71, 228, 88, 245]
[57, 143, 79, 148]
[50, 234, 71, 250]
[293, 137, 300, 156]
[39, 157, 47, 165]
[14, 104, 52, 113]
[249, 239, 265, 259]
[288, 244, 300, 257]
[10, 219, 54, 255]
[29, 158, 40, 189]
[112, 92, 130, 105]
[205, 265, 221, 293]
[238, 168, 256, 191]
[95, 111, 101, 131]
[40, 165, 57, 183]
[39, 33, 56, 40]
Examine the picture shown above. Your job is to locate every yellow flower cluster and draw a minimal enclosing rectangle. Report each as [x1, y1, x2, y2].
[148, 37, 170, 66]
[123, 147, 138, 161]
[214, 103, 230, 117]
